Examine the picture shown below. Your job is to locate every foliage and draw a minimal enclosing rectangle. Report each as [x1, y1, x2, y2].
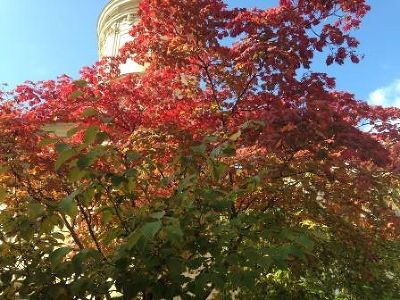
[0, 0, 399, 299]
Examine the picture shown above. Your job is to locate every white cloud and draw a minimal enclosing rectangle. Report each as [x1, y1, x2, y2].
[368, 79, 400, 107]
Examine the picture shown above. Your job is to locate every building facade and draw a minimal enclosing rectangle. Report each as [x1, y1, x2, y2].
[97, 0, 144, 73]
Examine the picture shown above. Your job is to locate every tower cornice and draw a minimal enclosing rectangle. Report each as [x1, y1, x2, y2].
[97, 0, 140, 58]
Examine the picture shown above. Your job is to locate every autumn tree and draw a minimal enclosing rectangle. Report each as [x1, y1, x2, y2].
[0, 0, 399, 299]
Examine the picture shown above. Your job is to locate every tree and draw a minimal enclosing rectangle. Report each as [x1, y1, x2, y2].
[0, 0, 399, 299]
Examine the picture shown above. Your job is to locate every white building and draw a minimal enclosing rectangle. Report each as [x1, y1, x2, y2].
[97, 0, 145, 73]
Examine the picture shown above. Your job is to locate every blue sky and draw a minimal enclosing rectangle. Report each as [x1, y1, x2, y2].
[0, 1, 399, 106]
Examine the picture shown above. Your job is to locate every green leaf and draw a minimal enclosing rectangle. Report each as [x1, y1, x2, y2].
[166, 257, 185, 277]
[0, 187, 7, 202]
[160, 176, 173, 187]
[191, 144, 207, 154]
[296, 234, 315, 251]
[124, 168, 138, 178]
[177, 174, 197, 193]
[74, 80, 88, 88]
[55, 149, 76, 170]
[240, 120, 265, 130]
[70, 90, 83, 99]
[229, 130, 241, 141]
[203, 135, 218, 143]
[96, 131, 109, 143]
[166, 224, 183, 244]
[211, 198, 232, 211]
[150, 211, 165, 220]
[1, 272, 12, 284]
[103, 228, 124, 245]
[210, 160, 227, 180]
[40, 215, 62, 234]
[82, 187, 96, 204]
[19, 218, 34, 241]
[52, 232, 66, 241]
[39, 137, 58, 146]
[27, 202, 45, 218]
[50, 247, 72, 267]
[71, 249, 101, 275]
[77, 156, 93, 169]
[68, 167, 87, 182]
[126, 150, 141, 162]
[83, 125, 99, 144]
[141, 221, 162, 240]
[101, 208, 113, 225]
[55, 143, 70, 153]
[66, 126, 81, 138]
[126, 230, 142, 250]
[58, 191, 79, 218]
[111, 175, 125, 186]
[82, 107, 98, 117]
[70, 278, 91, 296]
[222, 143, 236, 156]
[0, 165, 8, 174]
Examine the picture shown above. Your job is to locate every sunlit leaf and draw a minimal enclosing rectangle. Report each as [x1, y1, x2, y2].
[50, 247, 72, 267]
[58, 190, 79, 218]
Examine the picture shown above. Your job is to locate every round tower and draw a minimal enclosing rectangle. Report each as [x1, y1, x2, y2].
[97, 0, 144, 73]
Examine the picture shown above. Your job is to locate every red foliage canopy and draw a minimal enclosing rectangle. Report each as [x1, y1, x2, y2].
[1, 0, 399, 239]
